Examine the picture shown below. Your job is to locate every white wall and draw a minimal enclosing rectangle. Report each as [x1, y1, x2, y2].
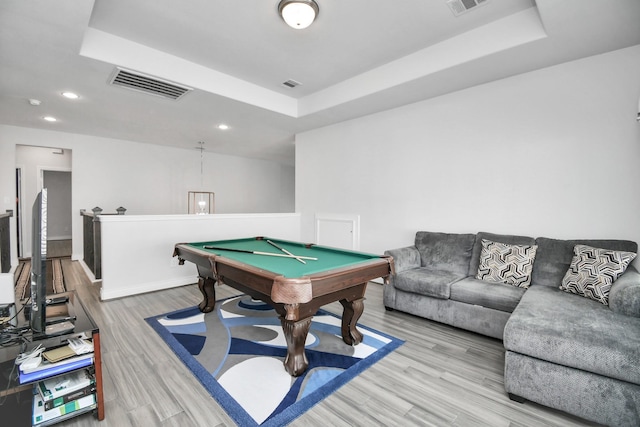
[0, 127, 295, 264]
[296, 46, 640, 264]
[98, 213, 301, 300]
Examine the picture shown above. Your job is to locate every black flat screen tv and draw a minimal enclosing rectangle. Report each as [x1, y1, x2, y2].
[29, 189, 47, 334]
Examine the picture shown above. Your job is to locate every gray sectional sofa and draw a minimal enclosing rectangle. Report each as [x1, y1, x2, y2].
[384, 231, 640, 426]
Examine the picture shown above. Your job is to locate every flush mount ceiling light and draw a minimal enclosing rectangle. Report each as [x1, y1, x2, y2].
[61, 91, 79, 99]
[278, 0, 319, 29]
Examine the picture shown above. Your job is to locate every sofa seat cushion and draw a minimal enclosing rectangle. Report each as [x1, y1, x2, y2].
[504, 285, 640, 385]
[449, 277, 527, 313]
[392, 268, 464, 299]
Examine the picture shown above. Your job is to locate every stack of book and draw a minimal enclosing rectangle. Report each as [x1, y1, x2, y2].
[32, 369, 96, 425]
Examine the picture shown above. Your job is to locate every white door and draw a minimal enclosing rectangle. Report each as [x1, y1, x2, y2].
[314, 214, 360, 250]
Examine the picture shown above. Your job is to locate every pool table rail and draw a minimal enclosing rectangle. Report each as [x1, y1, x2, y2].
[173, 242, 395, 306]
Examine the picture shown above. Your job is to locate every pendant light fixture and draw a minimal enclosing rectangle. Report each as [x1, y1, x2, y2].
[188, 141, 215, 214]
[278, 0, 319, 30]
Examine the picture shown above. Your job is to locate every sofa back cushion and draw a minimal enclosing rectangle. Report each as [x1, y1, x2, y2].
[468, 232, 536, 277]
[532, 237, 638, 288]
[415, 231, 475, 277]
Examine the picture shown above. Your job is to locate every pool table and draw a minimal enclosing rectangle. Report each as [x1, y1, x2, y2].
[173, 236, 394, 376]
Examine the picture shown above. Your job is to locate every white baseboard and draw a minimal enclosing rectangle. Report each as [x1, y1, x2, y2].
[48, 235, 72, 241]
[100, 276, 198, 301]
[78, 259, 98, 283]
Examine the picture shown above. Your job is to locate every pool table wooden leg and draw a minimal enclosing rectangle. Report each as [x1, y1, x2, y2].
[340, 297, 364, 345]
[280, 314, 312, 377]
[197, 276, 217, 313]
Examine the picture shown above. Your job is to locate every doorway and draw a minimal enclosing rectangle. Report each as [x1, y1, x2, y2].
[43, 170, 72, 257]
[15, 146, 72, 258]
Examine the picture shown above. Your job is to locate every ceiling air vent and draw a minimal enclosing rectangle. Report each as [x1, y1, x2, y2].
[282, 79, 302, 89]
[109, 68, 192, 100]
[446, 0, 489, 16]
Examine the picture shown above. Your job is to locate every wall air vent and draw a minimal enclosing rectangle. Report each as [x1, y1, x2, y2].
[109, 68, 192, 100]
[446, 0, 489, 16]
[282, 79, 302, 89]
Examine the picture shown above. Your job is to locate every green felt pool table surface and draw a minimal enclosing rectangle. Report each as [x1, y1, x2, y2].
[185, 236, 383, 278]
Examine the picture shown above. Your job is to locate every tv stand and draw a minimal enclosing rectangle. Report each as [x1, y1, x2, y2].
[0, 291, 104, 425]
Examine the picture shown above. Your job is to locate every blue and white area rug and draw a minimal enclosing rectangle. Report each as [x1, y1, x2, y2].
[146, 295, 403, 426]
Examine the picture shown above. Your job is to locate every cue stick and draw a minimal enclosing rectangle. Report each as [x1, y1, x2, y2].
[266, 239, 306, 264]
[203, 246, 318, 260]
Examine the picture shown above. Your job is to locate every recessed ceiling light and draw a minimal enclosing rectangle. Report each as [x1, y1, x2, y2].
[43, 116, 57, 122]
[29, 99, 41, 106]
[61, 92, 79, 99]
[217, 124, 229, 130]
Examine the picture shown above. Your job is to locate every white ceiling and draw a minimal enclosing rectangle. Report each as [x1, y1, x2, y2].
[1, 0, 640, 165]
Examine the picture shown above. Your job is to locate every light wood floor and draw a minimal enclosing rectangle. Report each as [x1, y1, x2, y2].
[56, 260, 599, 427]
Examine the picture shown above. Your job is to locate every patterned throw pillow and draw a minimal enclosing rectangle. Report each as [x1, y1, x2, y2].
[476, 239, 538, 288]
[560, 244, 637, 305]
